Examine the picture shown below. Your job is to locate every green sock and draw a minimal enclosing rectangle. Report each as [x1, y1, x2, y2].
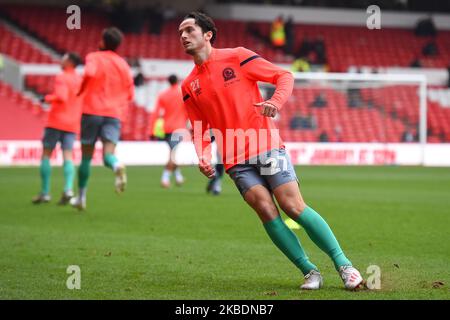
[295, 206, 352, 271]
[103, 153, 118, 170]
[40, 157, 51, 195]
[78, 156, 92, 189]
[264, 216, 318, 275]
[63, 159, 74, 192]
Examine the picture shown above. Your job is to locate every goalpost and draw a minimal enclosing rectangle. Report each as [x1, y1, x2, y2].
[266, 71, 428, 165]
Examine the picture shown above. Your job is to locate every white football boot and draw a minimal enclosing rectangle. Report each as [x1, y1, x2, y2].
[175, 174, 185, 186]
[115, 164, 127, 193]
[339, 266, 364, 290]
[70, 196, 86, 211]
[300, 270, 323, 290]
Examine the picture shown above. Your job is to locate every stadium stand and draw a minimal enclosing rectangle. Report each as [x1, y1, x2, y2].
[2, 5, 450, 70]
[280, 87, 409, 143]
[25, 75, 55, 97]
[0, 81, 45, 139]
[0, 5, 286, 63]
[2, 4, 450, 143]
[24, 75, 149, 141]
[0, 24, 54, 63]
[362, 85, 450, 142]
[23, 74, 450, 143]
[121, 103, 151, 141]
[253, 22, 450, 70]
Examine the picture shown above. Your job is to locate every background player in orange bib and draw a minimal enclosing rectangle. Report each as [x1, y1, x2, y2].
[32, 52, 82, 205]
[148, 74, 188, 188]
[71, 27, 134, 211]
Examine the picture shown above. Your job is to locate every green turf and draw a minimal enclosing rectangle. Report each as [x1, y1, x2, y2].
[0, 165, 449, 299]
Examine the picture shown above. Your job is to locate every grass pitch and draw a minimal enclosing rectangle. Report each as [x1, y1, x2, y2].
[0, 165, 449, 299]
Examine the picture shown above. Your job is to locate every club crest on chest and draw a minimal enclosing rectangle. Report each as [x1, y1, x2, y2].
[222, 67, 236, 82]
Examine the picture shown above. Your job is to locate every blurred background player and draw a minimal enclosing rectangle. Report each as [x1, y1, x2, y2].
[179, 12, 363, 290]
[206, 137, 224, 195]
[148, 74, 188, 188]
[71, 27, 134, 210]
[32, 52, 82, 205]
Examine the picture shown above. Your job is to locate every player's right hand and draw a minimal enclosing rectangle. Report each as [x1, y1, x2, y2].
[254, 101, 278, 118]
[199, 159, 215, 179]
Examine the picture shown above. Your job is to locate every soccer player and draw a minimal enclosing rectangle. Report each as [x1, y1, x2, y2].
[32, 52, 82, 205]
[148, 74, 188, 188]
[179, 12, 363, 290]
[71, 27, 134, 210]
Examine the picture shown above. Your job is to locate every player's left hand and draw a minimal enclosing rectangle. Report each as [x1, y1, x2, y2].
[254, 101, 278, 118]
[198, 158, 216, 179]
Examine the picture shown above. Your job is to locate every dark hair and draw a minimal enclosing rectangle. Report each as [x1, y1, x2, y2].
[66, 52, 82, 67]
[168, 74, 178, 85]
[102, 27, 123, 51]
[183, 11, 217, 45]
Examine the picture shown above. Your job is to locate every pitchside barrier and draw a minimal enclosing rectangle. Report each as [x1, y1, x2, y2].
[1, 141, 450, 167]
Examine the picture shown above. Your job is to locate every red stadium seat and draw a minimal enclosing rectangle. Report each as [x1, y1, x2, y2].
[0, 24, 55, 63]
[0, 81, 46, 139]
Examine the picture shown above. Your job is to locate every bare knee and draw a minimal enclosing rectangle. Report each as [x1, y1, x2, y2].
[42, 148, 53, 158]
[243, 185, 279, 223]
[255, 201, 279, 223]
[279, 199, 307, 219]
[166, 159, 176, 171]
[102, 141, 116, 155]
[62, 150, 73, 161]
[273, 181, 308, 219]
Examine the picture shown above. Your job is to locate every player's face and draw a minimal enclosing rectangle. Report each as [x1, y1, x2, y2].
[178, 18, 210, 55]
